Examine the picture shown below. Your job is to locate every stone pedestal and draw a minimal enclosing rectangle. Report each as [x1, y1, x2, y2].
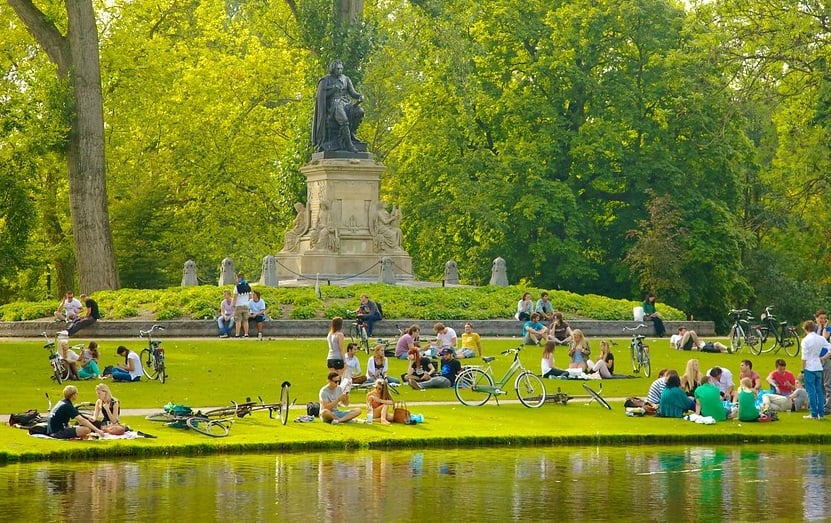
[277, 155, 413, 281]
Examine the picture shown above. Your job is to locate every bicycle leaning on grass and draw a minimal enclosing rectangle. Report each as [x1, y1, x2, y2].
[727, 308, 761, 354]
[623, 324, 651, 377]
[453, 346, 546, 408]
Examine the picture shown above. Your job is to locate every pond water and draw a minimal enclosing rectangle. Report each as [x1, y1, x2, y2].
[1, 445, 828, 522]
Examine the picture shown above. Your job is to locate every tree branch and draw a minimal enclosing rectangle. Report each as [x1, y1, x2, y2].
[7, 0, 69, 72]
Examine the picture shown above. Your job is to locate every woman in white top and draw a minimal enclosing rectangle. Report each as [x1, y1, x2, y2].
[541, 341, 568, 378]
[327, 317, 346, 378]
[516, 292, 533, 321]
[112, 345, 143, 382]
[366, 344, 400, 384]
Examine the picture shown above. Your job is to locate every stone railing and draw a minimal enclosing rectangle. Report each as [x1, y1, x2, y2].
[0, 319, 715, 339]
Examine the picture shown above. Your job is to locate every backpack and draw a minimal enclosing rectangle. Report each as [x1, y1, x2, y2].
[28, 423, 49, 435]
[236, 280, 252, 294]
[306, 402, 320, 417]
[376, 302, 384, 320]
[9, 409, 42, 428]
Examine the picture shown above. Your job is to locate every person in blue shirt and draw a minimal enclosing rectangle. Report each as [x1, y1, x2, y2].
[522, 313, 548, 346]
[535, 292, 554, 322]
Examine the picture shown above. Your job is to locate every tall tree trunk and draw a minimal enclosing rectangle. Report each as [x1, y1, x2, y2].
[8, 0, 119, 292]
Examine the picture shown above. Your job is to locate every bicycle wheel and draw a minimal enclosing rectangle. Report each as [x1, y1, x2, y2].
[746, 326, 761, 354]
[202, 406, 240, 418]
[784, 328, 801, 357]
[186, 417, 231, 437]
[583, 383, 612, 410]
[140, 349, 159, 380]
[630, 344, 640, 373]
[641, 350, 651, 378]
[757, 325, 774, 352]
[280, 382, 291, 426]
[729, 326, 742, 353]
[515, 372, 546, 408]
[158, 359, 166, 384]
[52, 361, 64, 384]
[454, 368, 493, 407]
[145, 412, 177, 422]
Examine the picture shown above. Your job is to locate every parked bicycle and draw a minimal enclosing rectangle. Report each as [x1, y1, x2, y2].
[727, 309, 761, 354]
[345, 312, 371, 353]
[139, 325, 167, 384]
[454, 346, 546, 408]
[623, 325, 651, 377]
[40, 332, 72, 384]
[753, 306, 800, 357]
[145, 403, 233, 437]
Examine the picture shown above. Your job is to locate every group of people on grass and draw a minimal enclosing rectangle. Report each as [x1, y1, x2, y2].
[45, 383, 124, 439]
[54, 291, 100, 338]
[645, 315, 831, 421]
[56, 335, 146, 383]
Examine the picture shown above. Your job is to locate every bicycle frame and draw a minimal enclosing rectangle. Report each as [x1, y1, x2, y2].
[139, 325, 167, 383]
[474, 356, 524, 395]
[623, 324, 650, 377]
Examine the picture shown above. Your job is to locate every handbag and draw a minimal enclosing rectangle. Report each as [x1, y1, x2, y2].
[392, 401, 411, 424]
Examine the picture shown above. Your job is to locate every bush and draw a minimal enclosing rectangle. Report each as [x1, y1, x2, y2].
[290, 305, 317, 320]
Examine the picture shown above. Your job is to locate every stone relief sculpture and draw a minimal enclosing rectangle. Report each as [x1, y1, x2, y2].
[181, 260, 198, 287]
[260, 254, 279, 287]
[379, 256, 396, 284]
[489, 257, 509, 286]
[312, 59, 366, 153]
[219, 257, 236, 286]
[369, 200, 403, 253]
[309, 199, 340, 252]
[282, 202, 309, 253]
[444, 260, 460, 285]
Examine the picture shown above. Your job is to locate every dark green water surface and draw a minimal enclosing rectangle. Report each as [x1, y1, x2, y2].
[1, 445, 828, 522]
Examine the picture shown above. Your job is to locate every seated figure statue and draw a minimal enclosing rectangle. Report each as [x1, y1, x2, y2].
[312, 59, 366, 153]
[370, 201, 403, 253]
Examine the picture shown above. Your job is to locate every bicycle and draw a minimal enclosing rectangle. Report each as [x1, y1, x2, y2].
[197, 381, 295, 426]
[139, 325, 167, 383]
[345, 312, 370, 353]
[145, 404, 234, 437]
[623, 325, 651, 377]
[454, 346, 546, 408]
[754, 306, 800, 357]
[40, 332, 72, 384]
[726, 309, 761, 354]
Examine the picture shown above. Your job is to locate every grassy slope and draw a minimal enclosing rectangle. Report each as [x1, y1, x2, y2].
[2, 336, 822, 462]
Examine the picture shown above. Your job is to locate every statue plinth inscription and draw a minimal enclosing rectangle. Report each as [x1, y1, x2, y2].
[277, 157, 412, 281]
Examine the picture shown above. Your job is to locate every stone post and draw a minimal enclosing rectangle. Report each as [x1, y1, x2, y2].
[379, 256, 396, 284]
[444, 260, 460, 285]
[489, 257, 509, 286]
[219, 257, 236, 286]
[181, 260, 198, 286]
[259, 255, 279, 287]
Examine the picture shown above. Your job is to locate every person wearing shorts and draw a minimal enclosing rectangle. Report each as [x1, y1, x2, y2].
[319, 372, 361, 424]
[327, 317, 346, 377]
[232, 273, 251, 338]
[47, 385, 104, 439]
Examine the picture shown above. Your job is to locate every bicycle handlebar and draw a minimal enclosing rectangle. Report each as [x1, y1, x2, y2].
[139, 324, 166, 337]
[501, 346, 522, 356]
[622, 324, 647, 332]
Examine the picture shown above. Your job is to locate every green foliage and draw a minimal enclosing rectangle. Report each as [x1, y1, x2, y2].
[289, 305, 318, 319]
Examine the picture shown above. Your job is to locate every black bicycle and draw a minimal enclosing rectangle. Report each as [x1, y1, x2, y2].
[727, 309, 761, 354]
[139, 325, 167, 383]
[754, 306, 800, 357]
[346, 312, 370, 353]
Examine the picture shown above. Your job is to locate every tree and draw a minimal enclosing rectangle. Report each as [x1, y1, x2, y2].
[7, 0, 119, 292]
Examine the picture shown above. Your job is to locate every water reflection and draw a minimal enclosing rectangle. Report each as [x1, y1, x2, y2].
[2, 446, 830, 522]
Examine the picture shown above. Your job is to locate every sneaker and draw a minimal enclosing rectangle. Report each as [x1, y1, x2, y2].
[58, 330, 69, 337]
[257, 333, 263, 341]
[219, 334, 228, 339]
[243, 334, 249, 338]
[803, 415, 817, 419]
[331, 419, 339, 425]
[409, 378, 421, 390]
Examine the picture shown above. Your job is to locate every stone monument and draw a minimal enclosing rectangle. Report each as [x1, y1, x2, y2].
[444, 260, 460, 285]
[489, 257, 509, 286]
[277, 60, 412, 282]
[219, 257, 236, 286]
[379, 256, 396, 284]
[259, 255, 279, 287]
[181, 260, 198, 287]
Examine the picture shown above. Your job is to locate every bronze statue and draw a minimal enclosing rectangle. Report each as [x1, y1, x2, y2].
[312, 59, 366, 153]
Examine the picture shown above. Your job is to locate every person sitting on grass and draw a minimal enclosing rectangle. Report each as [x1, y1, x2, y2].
[47, 385, 105, 439]
[77, 342, 100, 380]
[111, 345, 143, 382]
[568, 329, 590, 371]
[762, 376, 809, 413]
[366, 379, 394, 425]
[395, 324, 420, 360]
[549, 312, 573, 346]
[737, 377, 760, 422]
[367, 344, 400, 385]
[319, 371, 361, 425]
[58, 337, 81, 381]
[522, 313, 548, 346]
[646, 369, 668, 405]
[92, 383, 121, 429]
[404, 347, 436, 388]
[457, 322, 482, 358]
[587, 340, 614, 378]
[410, 348, 461, 390]
[681, 359, 704, 397]
[541, 340, 568, 379]
[343, 343, 367, 386]
[738, 359, 761, 394]
[695, 368, 734, 421]
[658, 371, 694, 418]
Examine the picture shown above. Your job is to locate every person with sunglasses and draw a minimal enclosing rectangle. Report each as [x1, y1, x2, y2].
[319, 371, 362, 424]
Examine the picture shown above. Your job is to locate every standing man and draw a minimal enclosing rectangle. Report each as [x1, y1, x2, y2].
[232, 273, 251, 338]
[54, 291, 83, 322]
[801, 320, 831, 420]
[62, 294, 100, 337]
[355, 294, 381, 337]
[319, 371, 362, 424]
[535, 292, 555, 322]
[217, 290, 235, 338]
[814, 309, 831, 414]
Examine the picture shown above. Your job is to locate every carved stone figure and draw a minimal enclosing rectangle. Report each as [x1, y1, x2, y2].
[219, 257, 236, 286]
[369, 200, 403, 253]
[309, 199, 340, 252]
[444, 260, 460, 285]
[379, 256, 396, 284]
[260, 254, 279, 287]
[181, 260, 198, 287]
[489, 257, 509, 286]
[312, 59, 366, 153]
[282, 202, 309, 253]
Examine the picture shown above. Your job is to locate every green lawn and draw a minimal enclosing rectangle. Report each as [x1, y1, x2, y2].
[2, 335, 823, 463]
